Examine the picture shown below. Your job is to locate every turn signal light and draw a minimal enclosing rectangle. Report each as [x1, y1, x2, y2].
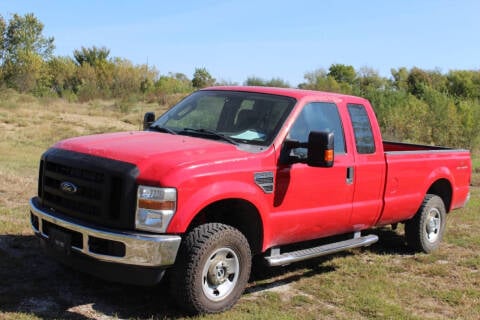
[324, 149, 334, 162]
[138, 199, 175, 210]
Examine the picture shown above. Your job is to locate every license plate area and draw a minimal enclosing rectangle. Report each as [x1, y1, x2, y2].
[48, 227, 72, 255]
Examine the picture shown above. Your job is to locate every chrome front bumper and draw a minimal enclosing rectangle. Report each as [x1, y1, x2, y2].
[29, 198, 181, 267]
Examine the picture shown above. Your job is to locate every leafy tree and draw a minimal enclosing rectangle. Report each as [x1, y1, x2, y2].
[110, 58, 143, 98]
[139, 64, 159, 95]
[328, 64, 356, 84]
[155, 72, 191, 95]
[244, 76, 290, 88]
[0, 16, 6, 86]
[75, 63, 98, 101]
[456, 99, 480, 149]
[244, 76, 266, 86]
[1, 13, 54, 92]
[265, 77, 290, 88]
[407, 67, 431, 98]
[73, 46, 113, 96]
[300, 66, 356, 94]
[421, 86, 461, 146]
[3, 13, 54, 63]
[73, 46, 110, 66]
[356, 67, 387, 95]
[382, 94, 430, 143]
[299, 69, 342, 93]
[212, 79, 238, 86]
[46, 56, 77, 96]
[0, 15, 5, 63]
[426, 69, 448, 94]
[192, 67, 215, 89]
[7, 50, 46, 93]
[365, 88, 409, 131]
[447, 70, 480, 100]
[391, 67, 409, 91]
[300, 68, 325, 88]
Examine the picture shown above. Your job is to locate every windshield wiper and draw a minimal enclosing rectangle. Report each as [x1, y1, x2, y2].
[149, 125, 178, 135]
[182, 128, 238, 145]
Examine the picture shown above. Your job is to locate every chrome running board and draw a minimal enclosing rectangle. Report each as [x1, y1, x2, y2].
[265, 234, 378, 267]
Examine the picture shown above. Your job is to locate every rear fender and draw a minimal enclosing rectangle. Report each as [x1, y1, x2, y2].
[423, 166, 454, 211]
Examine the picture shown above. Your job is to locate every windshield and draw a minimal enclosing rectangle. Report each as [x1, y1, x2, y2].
[152, 90, 296, 146]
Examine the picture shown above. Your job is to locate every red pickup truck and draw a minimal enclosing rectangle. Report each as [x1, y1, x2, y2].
[30, 86, 471, 314]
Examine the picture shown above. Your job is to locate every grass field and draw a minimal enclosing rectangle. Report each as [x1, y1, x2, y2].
[0, 91, 478, 319]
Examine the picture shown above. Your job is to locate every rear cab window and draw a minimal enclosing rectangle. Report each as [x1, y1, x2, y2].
[347, 104, 375, 154]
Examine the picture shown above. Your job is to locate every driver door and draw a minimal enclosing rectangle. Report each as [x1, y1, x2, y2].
[270, 102, 355, 246]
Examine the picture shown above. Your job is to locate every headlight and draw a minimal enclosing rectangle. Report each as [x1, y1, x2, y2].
[135, 186, 176, 233]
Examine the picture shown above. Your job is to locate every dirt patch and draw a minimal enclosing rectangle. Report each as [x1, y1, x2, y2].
[246, 281, 310, 302]
[58, 112, 136, 133]
[0, 169, 35, 209]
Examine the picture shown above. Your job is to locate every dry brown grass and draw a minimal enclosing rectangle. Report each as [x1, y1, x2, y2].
[0, 90, 478, 319]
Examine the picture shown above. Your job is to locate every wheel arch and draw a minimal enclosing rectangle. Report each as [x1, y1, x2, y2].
[426, 178, 452, 212]
[188, 198, 264, 255]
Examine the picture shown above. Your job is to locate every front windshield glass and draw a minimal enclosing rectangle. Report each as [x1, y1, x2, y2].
[152, 90, 296, 146]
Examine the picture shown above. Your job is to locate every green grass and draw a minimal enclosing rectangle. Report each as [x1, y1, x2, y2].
[473, 159, 480, 169]
[472, 151, 480, 170]
[0, 91, 479, 319]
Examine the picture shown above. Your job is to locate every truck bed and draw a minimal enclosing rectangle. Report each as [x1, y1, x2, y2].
[383, 141, 452, 152]
[377, 141, 471, 226]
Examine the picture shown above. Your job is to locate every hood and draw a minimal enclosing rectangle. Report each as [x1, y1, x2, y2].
[54, 131, 256, 183]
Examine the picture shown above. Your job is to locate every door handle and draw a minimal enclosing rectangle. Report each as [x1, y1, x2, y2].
[346, 167, 354, 184]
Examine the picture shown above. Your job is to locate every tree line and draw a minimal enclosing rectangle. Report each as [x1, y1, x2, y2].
[0, 13, 215, 103]
[296, 65, 480, 150]
[1, 13, 479, 150]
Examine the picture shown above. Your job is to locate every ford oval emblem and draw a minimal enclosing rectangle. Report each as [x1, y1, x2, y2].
[60, 181, 78, 194]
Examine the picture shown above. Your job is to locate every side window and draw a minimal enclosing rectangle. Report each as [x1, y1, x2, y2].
[289, 102, 346, 157]
[347, 104, 375, 154]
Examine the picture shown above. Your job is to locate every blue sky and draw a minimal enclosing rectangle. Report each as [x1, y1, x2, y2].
[2, 0, 479, 86]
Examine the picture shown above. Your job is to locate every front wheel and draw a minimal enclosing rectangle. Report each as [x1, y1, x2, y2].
[405, 194, 446, 253]
[171, 223, 251, 314]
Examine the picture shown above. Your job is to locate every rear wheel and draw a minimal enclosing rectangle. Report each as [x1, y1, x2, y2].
[405, 194, 446, 253]
[171, 223, 251, 314]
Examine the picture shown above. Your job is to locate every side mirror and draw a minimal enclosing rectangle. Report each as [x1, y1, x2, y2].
[307, 131, 334, 167]
[143, 112, 155, 130]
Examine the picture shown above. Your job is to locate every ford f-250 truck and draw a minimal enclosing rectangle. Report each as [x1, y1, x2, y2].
[30, 86, 471, 314]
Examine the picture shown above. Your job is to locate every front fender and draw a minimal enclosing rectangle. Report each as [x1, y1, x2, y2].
[166, 180, 270, 234]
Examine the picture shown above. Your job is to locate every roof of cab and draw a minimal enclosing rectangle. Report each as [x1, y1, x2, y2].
[202, 86, 369, 104]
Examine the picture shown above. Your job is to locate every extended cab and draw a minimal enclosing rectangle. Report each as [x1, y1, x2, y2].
[30, 87, 471, 313]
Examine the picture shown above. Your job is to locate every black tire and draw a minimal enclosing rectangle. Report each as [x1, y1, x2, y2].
[405, 194, 446, 253]
[171, 223, 251, 314]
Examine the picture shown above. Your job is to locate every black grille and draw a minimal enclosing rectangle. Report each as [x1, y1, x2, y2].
[38, 148, 139, 229]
